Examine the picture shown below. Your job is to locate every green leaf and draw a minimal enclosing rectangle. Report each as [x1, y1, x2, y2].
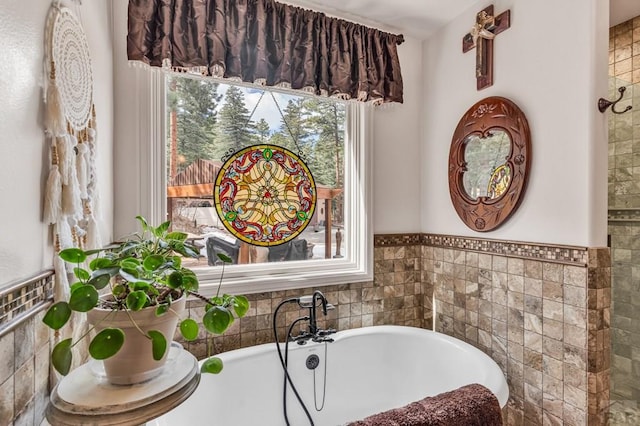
[203, 306, 233, 334]
[120, 257, 141, 269]
[87, 273, 110, 290]
[69, 281, 84, 294]
[136, 215, 149, 233]
[143, 254, 165, 272]
[92, 266, 120, 278]
[167, 271, 183, 289]
[148, 330, 167, 361]
[154, 221, 171, 237]
[68, 285, 99, 312]
[83, 248, 104, 256]
[90, 257, 114, 271]
[112, 283, 126, 297]
[155, 304, 169, 316]
[59, 248, 87, 264]
[126, 290, 148, 311]
[176, 243, 199, 258]
[172, 256, 182, 269]
[42, 302, 71, 330]
[73, 267, 90, 281]
[216, 253, 233, 264]
[180, 318, 199, 341]
[89, 328, 125, 360]
[181, 272, 198, 292]
[52, 338, 73, 375]
[119, 268, 140, 283]
[232, 295, 250, 318]
[166, 231, 188, 241]
[132, 281, 151, 292]
[201, 356, 223, 374]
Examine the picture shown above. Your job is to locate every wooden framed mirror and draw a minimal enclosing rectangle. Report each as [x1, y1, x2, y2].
[448, 96, 531, 232]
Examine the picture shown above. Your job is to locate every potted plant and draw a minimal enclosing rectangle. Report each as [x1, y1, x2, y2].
[43, 216, 248, 385]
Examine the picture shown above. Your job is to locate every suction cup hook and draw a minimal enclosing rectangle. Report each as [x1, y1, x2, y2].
[598, 86, 633, 114]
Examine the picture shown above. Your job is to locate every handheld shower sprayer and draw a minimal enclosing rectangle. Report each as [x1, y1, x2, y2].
[273, 292, 337, 426]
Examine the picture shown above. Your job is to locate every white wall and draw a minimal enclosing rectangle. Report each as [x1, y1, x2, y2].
[421, 0, 609, 247]
[0, 1, 114, 288]
[372, 37, 424, 233]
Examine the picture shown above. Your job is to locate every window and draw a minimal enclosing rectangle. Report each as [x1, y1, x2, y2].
[142, 72, 372, 296]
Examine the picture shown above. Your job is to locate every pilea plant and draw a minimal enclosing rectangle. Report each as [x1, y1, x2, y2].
[43, 216, 248, 377]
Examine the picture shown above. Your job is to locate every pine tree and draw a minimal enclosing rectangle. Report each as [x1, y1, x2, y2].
[168, 76, 222, 172]
[255, 118, 270, 143]
[218, 86, 255, 153]
[269, 98, 311, 156]
[306, 99, 345, 187]
[306, 99, 346, 223]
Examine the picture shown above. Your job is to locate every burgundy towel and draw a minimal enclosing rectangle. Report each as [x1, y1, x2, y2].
[347, 383, 503, 426]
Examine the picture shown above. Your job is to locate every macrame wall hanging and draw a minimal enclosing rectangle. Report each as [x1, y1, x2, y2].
[42, 2, 100, 301]
[213, 93, 317, 247]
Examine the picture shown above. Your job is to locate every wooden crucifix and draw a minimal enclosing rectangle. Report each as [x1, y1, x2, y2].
[462, 5, 511, 90]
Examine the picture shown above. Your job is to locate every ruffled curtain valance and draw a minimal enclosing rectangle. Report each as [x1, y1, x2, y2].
[127, 0, 404, 104]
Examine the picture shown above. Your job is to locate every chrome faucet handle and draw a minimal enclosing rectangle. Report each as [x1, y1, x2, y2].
[325, 303, 335, 311]
[298, 295, 314, 308]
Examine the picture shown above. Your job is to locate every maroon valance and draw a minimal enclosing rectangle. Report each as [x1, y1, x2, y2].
[127, 0, 404, 104]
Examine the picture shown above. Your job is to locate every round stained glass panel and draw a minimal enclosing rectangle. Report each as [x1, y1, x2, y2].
[214, 145, 316, 246]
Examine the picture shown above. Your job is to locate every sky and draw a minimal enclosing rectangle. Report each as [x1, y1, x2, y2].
[216, 84, 298, 133]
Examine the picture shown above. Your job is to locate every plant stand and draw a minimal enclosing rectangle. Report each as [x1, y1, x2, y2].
[44, 344, 199, 425]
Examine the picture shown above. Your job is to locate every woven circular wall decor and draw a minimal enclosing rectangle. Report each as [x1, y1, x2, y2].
[214, 144, 317, 247]
[50, 6, 93, 131]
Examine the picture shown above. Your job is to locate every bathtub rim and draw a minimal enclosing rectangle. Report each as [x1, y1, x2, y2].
[207, 324, 509, 408]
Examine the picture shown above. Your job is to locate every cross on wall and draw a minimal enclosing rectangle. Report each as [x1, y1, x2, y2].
[462, 5, 511, 91]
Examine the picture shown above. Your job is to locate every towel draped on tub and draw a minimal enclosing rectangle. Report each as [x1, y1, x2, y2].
[347, 383, 503, 426]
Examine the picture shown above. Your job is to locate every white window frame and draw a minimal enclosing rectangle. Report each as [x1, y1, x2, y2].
[135, 70, 373, 297]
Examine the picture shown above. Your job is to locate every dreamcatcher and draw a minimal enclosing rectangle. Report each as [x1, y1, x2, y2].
[42, 3, 100, 301]
[214, 93, 317, 247]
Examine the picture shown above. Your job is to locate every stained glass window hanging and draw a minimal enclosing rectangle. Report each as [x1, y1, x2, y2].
[214, 144, 316, 246]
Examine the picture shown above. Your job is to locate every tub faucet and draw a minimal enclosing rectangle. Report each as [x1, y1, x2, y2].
[296, 291, 336, 343]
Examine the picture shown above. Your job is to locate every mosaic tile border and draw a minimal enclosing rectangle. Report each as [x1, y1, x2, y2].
[422, 234, 589, 265]
[608, 208, 640, 222]
[375, 233, 589, 266]
[373, 233, 422, 247]
[0, 270, 54, 338]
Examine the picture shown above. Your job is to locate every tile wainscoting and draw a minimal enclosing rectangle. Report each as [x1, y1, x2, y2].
[420, 236, 610, 426]
[0, 234, 609, 425]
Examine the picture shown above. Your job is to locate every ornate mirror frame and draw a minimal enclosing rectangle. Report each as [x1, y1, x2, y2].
[448, 96, 531, 232]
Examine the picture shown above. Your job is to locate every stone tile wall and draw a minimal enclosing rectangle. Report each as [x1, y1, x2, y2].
[422, 241, 610, 426]
[609, 15, 640, 424]
[608, 17, 640, 210]
[0, 272, 54, 426]
[0, 310, 50, 426]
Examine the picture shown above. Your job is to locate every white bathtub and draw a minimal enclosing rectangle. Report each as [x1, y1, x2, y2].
[151, 325, 508, 425]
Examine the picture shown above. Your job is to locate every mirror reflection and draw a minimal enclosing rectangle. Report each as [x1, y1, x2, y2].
[462, 130, 511, 200]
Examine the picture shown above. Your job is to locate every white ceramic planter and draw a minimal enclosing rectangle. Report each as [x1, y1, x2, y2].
[86, 295, 186, 385]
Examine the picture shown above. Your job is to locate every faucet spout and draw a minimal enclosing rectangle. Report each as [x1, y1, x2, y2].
[309, 290, 328, 335]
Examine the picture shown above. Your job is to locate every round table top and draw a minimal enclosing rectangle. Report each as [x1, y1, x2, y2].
[45, 345, 200, 426]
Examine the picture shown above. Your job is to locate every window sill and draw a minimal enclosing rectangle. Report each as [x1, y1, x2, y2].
[192, 256, 373, 296]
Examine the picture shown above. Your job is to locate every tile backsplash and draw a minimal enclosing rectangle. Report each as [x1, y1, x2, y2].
[0, 234, 610, 426]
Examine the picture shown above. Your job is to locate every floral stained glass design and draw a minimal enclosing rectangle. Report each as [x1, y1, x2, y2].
[214, 145, 316, 246]
[487, 163, 511, 199]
